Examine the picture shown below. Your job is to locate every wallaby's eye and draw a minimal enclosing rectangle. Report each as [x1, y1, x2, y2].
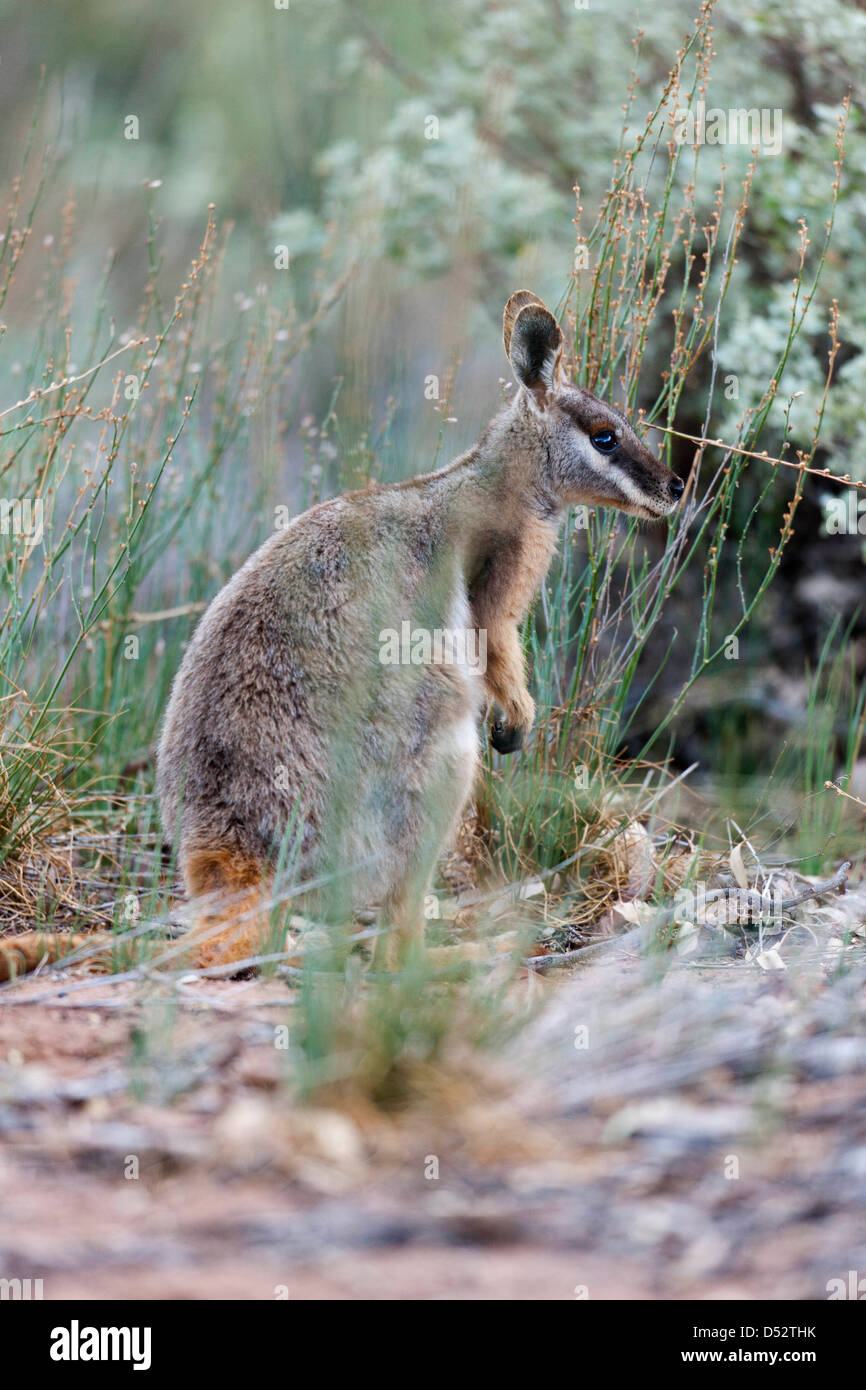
[590, 429, 618, 454]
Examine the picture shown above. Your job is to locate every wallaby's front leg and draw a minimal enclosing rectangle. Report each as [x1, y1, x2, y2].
[471, 522, 556, 752]
[485, 620, 535, 752]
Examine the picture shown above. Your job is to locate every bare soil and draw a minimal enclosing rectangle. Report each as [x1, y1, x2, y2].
[2, 917, 865, 1301]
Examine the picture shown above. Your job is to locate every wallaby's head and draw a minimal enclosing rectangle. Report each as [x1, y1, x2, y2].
[503, 290, 684, 520]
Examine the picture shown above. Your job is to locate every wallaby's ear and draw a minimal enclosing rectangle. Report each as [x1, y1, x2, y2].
[503, 290, 564, 403]
[503, 290, 547, 358]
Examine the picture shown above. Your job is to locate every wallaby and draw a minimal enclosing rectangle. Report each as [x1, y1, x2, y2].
[0, 292, 683, 982]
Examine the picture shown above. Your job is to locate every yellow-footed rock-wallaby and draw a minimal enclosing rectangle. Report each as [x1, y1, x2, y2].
[0, 292, 683, 981]
[157, 289, 684, 968]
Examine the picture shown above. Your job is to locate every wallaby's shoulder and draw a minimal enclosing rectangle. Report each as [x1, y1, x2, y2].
[193, 473, 445, 648]
[224, 460, 468, 610]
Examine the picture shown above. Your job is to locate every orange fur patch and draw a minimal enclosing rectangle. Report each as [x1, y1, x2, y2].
[183, 848, 275, 970]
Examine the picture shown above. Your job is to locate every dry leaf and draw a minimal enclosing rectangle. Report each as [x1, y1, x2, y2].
[609, 898, 656, 926]
[605, 822, 657, 899]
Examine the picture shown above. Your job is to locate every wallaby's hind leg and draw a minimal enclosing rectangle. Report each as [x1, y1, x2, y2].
[373, 871, 432, 970]
[374, 867, 523, 972]
[182, 847, 274, 970]
[373, 738, 479, 969]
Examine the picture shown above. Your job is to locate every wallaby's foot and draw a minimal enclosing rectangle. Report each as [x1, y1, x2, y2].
[182, 847, 275, 971]
[371, 900, 523, 973]
[186, 905, 267, 971]
[426, 929, 522, 967]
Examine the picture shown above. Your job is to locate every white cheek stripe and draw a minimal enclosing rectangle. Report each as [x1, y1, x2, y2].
[609, 466, 649, 509]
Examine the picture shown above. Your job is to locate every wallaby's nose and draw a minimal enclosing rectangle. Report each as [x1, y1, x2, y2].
[668, 476, 685, 499]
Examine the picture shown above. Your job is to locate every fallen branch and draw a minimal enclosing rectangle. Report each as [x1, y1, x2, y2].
[522, 862, 852, 971]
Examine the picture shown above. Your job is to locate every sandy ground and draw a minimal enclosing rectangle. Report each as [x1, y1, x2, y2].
[1, 917, 865, 1300]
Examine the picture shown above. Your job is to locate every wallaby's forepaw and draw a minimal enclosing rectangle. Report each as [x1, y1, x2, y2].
[490, 718, 525, 754]
[490, 693, 534, 754]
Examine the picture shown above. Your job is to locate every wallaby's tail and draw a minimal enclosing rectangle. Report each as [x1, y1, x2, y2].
[0, 921, 522, 983]
[0, 931, 113, 982]
[0, 847, 274, 983]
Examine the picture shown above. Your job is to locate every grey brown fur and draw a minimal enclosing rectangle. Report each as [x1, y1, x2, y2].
[157, 292, 684, 966]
